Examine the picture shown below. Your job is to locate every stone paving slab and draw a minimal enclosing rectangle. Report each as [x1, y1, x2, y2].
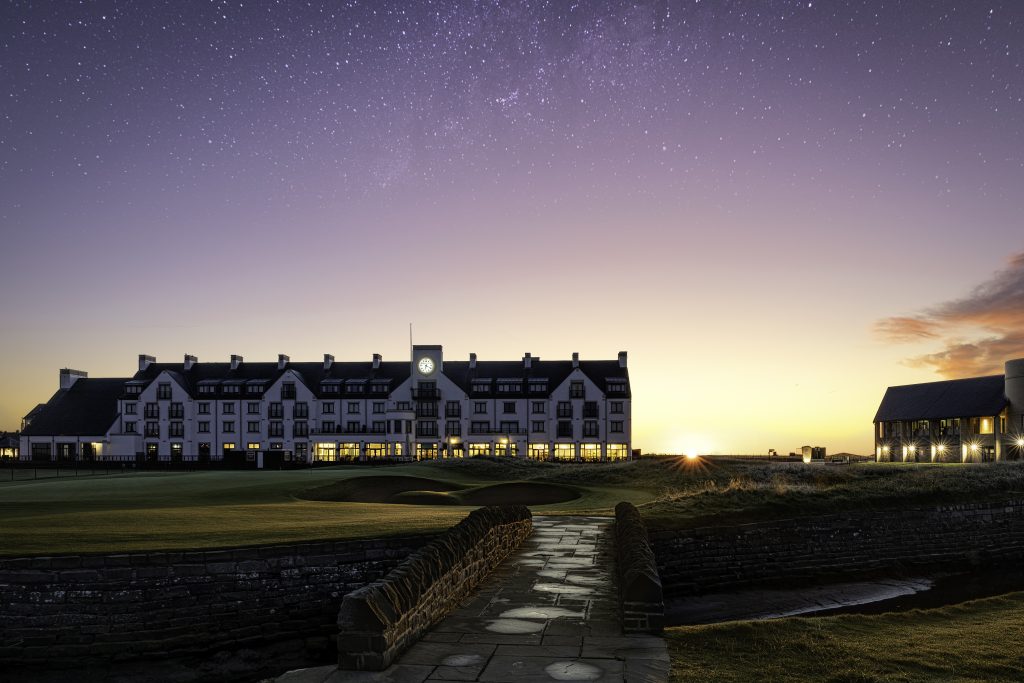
[275, 516, 668, 683]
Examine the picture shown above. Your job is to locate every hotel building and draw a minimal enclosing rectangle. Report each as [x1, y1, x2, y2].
[873, 358, 1024, 462]
[19, 345, 632, 465]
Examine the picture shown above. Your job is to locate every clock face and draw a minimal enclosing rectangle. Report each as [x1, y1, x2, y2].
[417, 357, 435, 375]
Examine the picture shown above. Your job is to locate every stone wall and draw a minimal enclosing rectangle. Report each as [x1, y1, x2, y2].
[614, 502, 664, 634]
[337, 505, 533, 671]
[0, 535, 433, 682]
[650, 500, 1024, 598]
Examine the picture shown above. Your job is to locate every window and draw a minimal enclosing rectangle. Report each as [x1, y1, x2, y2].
[474, 402, 487, 414]
[281, 383, 296, 399]
[446, 401, 461, 417]
[469, 443, 491, 458]
[528, 443, 549, 460]
[499, 421, 520, 433]
[294, 402, 308, 418]
[146, 443, 159, 458]
[570, 381, 584, 399]
[169, 402, 184, 419]
[580, 444, 601, 462]
[222, 402, 235, 414]
[223, 384, 240, 394]
[417, 401, 438, 418]
[247, 383, 265, 395]
[503, 402, 516, 414]
[373, 401, 386, 414]
[126, 384, 142, 395]
[471, 421, 490, 434]
[531, 421, 545, 433]
[583, 401, 599, 418]
[417, 421, 438, 437]
[607, 381, 626, 393]
[372, 421, 386, 433]
[557, 402, 572, 419]
[198, 402, 210, 415]
[247, 421, 260, 433]
[293, 421, 308, 437]
[557, 421, 573, 438]
[610, 401, 624, 414]
[395, 401, 412, 411]
[125, 402, 137, 415]
[322, 420, 336, 432]
[472, 381, 491, 393]
[198, 421, 210, 433]
[531, 401, 545, 414]
[145, 422, 160, 438]
[321, 383, 340, 394]
[269, 422, 284, 437]
[529, 381, 547, 393]
[125, 421, 137, 433]
[392, 419, 404, 434]
[144, 403, 159, 419]
[554, 443, 576, 461]
[322, 402, 335, 414]
[610, 421, 624, 433]
[583, 421, 599, 437]
[607, 444, 629, 461]
[269, 402, 283, 419]
[170, 443, 183, 459]
[979, 417, 994, 435]
[370, 382, 389, 394]
[295, 442, 308, 459]
[223, 421, 235, 433]
[247, 402, 261, 415]
[346, 382, 365, 394]
[169, 422, 184, 437]
[31, 443, 52, 459]
[346, 421, 361, 432]
[247, 442, 261, 451]
[314, 443, 336, 461]
[198, 384, 216, 394]
[158, 383, 172, 400]
[347, 402, 360, 414]
[446, 420, 461, 436]
[498, 382, 522, 393]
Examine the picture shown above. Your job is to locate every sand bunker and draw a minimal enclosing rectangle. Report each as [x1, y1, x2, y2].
[300, 476, 580, 506]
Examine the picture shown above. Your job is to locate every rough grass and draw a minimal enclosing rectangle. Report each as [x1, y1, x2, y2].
[667, 592, 1024, 682]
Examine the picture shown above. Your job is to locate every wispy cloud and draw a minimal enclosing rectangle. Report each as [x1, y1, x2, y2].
[875, 252, 1024, 377]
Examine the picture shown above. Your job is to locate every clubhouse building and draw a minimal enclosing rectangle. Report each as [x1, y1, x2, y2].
[873, 358, 1024, 462]
[19, 346, 632, 465]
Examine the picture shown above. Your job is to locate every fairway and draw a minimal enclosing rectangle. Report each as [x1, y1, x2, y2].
[0, 461, 655, 556]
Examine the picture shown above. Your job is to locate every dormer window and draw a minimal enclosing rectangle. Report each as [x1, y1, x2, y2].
[607, 381, 626, 393]
[498, 381, 522, 393]
[528, 380, 548, 393]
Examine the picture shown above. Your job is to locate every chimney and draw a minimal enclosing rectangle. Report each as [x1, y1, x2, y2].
[60, 368, 87, 390]
[469, 353, 477, 370]
[324, 354, 334, 370]
[373, 353, 382, 370]
[231, 354, 243, 370]
[572, 352, 579, 369]
[184, 354, 198, 371]
[523, 352, 532, 369]
[138, 354, 155, 372]
[618, 351, 627, 369]
[278, 354, 289, 370]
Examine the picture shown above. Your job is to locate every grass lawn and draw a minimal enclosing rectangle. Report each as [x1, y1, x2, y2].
[667, 592, 1024, 682]
[5, 456, 1024, 555]
[0, 460, 654, 556]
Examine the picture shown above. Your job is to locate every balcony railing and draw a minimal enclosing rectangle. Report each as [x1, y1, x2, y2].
[412, 388, 441, 400]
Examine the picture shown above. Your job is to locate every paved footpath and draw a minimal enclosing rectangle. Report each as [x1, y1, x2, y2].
[275, 516, 669, 683]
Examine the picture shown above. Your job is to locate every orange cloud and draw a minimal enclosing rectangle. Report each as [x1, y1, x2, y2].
[876, 252, 1024, 378]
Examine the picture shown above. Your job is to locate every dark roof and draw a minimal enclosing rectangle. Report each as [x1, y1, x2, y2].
[132, 361, 412, 394]
[21, 378, 127, 437]
[443, 360, 630, 397]
[874, 375, 1007, 422]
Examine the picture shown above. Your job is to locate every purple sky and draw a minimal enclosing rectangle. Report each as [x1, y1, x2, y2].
[2, 1, 1023, 453]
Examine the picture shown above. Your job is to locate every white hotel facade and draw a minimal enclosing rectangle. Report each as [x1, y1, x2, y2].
[20, 345, 632, 465]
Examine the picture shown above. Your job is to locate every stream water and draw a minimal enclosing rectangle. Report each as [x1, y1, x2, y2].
[665, 567, 1024, 626]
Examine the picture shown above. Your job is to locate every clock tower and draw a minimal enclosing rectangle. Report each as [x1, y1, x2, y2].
[411, 345, 443, 381]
